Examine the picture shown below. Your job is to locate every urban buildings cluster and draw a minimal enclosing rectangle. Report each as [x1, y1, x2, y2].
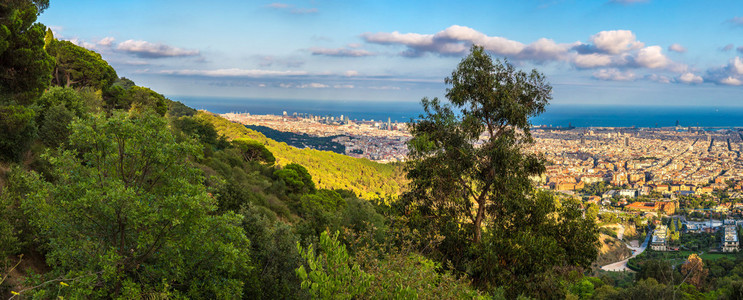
[221, 112, 410, 162]
[222, 112, 743, 252]
[528, 127, 743, 197]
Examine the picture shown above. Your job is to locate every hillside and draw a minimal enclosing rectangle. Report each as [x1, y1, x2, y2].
[197, 111, 406, 200]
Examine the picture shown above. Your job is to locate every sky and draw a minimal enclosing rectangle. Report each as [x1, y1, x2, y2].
[38, 0, 743, 106]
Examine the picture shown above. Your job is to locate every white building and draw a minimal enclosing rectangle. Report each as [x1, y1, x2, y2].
[723, 225, 739, 253]
[651, 225, 668, 251]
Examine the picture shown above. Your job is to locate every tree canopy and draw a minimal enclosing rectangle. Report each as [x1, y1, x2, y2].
[21, 111, 251, 298]
[45, 31, 117, 91]
[402, 45, 598, 297]
[0, 0, 53, 104]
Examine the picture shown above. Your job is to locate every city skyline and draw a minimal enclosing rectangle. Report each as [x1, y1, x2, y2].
[40, 0, 743, 106]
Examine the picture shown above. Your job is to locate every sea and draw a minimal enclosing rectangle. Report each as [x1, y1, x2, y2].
[172, 96, 743, 128]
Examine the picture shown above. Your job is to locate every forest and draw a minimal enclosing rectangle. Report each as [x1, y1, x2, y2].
[245, 125, 347, 155]
[4, 1, 743, 299]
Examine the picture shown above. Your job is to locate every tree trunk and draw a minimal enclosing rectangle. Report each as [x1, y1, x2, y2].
[474, 202, 485, 243]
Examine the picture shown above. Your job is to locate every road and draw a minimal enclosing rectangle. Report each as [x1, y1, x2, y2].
[601, 228, 651, 272]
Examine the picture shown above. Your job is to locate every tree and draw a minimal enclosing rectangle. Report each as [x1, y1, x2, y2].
[274, 163, 316, 195]
[22, 111, 251, 298]
[404, 45, 550, 244]
[125, 86, 168, 116]
[0, 0, 54, 104]
[45, 32, 118, 91]
[680, 254, 708, 289]
[402, 45, 597, 296]
[233, 138, 276, 165]
[295, 230, 373, 300]
[0, 105, 37, 162]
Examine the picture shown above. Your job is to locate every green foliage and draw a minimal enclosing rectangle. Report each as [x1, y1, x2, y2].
[45, 34, 117, 91]
[0, 1, 54, 104]
[274, 163, 316, 195]
[340, 197, 386, 240]
[240, 204, 305, 299]
[637, 259, 675, 285]
[167, 99, 197, 117]
[580, 181, 612, 196]
[233, 138, 276, 165]
[38, 104, 74, 147]
[296, 231, 373, 299]
[247, 125, 346, 154]
[471, 193, 599, 297]
[360, 252, 486, 299]
[401, 45, 596, 297]
[36, 86, 86, 118]
[102, 84, 168, 116]
[0, 104, 37, 162]
[173, 115, 227, 149]
[21, 111, 251, 298]
[125, 86, 168, 116]
[297, 189, 346, 237]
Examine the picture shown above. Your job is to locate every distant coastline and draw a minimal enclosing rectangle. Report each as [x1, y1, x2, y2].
[172, 96, 743, 128]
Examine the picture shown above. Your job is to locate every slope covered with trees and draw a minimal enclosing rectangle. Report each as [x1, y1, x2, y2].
[0, 1, 642, 298]
[197, 112, 406, 200]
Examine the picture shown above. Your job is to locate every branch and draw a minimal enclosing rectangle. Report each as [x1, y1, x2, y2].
[0, 254, 23, 286]
[9, 271, 103, 299]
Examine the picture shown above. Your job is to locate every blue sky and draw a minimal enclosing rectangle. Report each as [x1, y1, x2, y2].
[39, 0, 743, 106]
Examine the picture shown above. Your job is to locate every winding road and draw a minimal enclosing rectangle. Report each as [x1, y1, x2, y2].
[601, 227, 652, 272]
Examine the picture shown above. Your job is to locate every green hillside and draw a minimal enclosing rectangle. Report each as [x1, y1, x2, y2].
[196, 112, 406, 200]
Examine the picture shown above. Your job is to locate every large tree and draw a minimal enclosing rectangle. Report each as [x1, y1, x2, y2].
[45, 32, 118, 91]
[0, 0, 54, 104]
[404, 45, 550, 244]
[403, 45, 598, 296]
[22, 111, 251, 298]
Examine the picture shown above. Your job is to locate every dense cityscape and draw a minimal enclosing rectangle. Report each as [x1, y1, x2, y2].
[224, 110, 743, 271]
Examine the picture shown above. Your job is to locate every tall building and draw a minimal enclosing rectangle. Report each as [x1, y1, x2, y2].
[625, 137, 629, 147]
[388, 117, 392, 130]
[723, 225, 739, 252]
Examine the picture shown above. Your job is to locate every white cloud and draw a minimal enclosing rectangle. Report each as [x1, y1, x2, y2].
[159, 68, 308, 77]
[593, 68, 636, 81]
[518, 38, 576, 61]
[362, 26, 695, 85]
[344, 70, 359, 77]
[116, 40, 200, 58]
[668, 43, 686, 53]
[97, 37, 115, 47]
[646, 74, 671, 84]
[634, 46, 669, 69]
[678, 72, 703, 84]
[361, 25, 582, 59]
[589, 30, 644, 54]
[572, 53, 614, 68]
[67, 38, 96, 50]
[310, 47, 374, 57]
[298, 83, 328, 88]
[703, 57, 743, 85]
[333, 84, 355, 89]
[721, 77, 743, 85]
